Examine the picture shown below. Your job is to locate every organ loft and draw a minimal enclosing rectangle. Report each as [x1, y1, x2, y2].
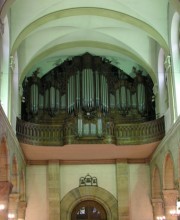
[18, 53, 158, 145]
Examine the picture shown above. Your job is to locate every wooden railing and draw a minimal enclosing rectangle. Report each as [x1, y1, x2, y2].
[16, 116, 165, 146]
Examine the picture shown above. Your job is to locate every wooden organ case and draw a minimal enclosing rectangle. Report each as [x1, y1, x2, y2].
[21, 53, 156, 144]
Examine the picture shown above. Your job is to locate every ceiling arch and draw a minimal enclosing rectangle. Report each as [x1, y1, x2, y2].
[11, 7, 168, 55]
[19, 41, 156, 84]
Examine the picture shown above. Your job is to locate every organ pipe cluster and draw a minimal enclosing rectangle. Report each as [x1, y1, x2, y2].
[21, 53, 155, 123]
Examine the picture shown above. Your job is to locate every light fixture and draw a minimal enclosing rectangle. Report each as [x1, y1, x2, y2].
[170, 198, 180, 216]
[156, 216, 166, 220]
[0, 204, 5, 210]
[8, 213, 15, 219]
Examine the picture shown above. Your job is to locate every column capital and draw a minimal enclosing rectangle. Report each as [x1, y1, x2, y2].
[0, 181, 13, 200]
[18, 201, 27, 219]
[163, 189, 178, 206]
[151, 198, 165, 218]
[164, 55, 171, 72]
[9, 55, 15, 71]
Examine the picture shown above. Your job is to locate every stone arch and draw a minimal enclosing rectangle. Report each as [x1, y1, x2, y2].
[11, 155, 18, 193]
[61, 186, 118, 220]
[163, 152, 175, 190]
[0, 137, 9, 181]
[152, 165, 161, 198]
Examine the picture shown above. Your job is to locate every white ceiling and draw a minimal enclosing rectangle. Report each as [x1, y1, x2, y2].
[7, 0, 169, 83]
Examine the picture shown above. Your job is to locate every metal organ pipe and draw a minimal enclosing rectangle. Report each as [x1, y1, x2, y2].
[30, 84, 38, 114]
[95, 72, 99, 106]
[120, 86, 126, 110]
[39, 93, 44, 110]
[45, 89, 49, 109]
[137, 83, 145, 113]
[50, 86, 55, 110]
[127, 88, 130, 109]
[76, 71, 80, 109]
[56, 88, 60, 110]
[69, 80, 71, 112]
[89, 69, 94, 107]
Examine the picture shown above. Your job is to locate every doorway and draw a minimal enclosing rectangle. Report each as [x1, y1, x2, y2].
[71, 200, 107, 220]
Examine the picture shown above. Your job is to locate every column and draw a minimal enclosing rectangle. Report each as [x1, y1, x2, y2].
[17, 201, 27, 220]
[163, 189, 178, 220]
[164, 55, 177, 123]
[151, 198, 165, 220]
[116, 160, 130, 220]
[0, 181, 13, 220]
[8, 193, 19, 220]
[47, 160, 60, 220]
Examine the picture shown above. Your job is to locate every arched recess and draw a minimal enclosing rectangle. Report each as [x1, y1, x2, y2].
[152, 166, 161, 198]
[0, 137, 9, 181]
[163, 152, 175, 190]
[61, 186, 118, 220]
[11, 155, 18, 193]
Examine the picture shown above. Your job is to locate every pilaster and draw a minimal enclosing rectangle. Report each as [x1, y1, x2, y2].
[116, 161, 129, 220]
[47, 160, 60, 220]
[17, 201, 27, 220]
[164, 55, 177, 122]
[163, 189, 178, 220]
[151, 198, 165, 220]
[0, 181, 13, 220]
[8, 193, 19, 220]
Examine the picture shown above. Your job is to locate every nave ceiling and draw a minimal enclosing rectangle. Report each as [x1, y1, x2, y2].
[0, 0, 171, 84]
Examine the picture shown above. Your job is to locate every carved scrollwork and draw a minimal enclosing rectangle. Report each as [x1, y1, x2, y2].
[79, 174, 98, 187]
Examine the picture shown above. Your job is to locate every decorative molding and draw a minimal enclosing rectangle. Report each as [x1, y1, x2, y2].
[79, 174, 98, 187]
[16, 116, 165, 146]
[9, 55, 15, 70]
[163, 189, 178, 206]
[26, 158, 149, 165]
[164, 55, 171, 72]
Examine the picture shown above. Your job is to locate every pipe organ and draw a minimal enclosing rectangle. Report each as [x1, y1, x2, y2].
[66, 69, 109, 113]
[21, 53, 155, 138]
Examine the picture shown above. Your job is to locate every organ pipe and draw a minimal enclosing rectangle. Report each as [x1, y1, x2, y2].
[50, 86, 55, 110]
[30, 84, 38, 114]
[137, 83, 145, 113]
[23, 54, 154, 123]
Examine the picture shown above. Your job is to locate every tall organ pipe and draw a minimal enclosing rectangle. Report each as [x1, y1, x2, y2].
[50, 86, 55, 110]
[56, 89, 60, 110]
[30, 84, 38, 114]
[137, 83, 145, 113]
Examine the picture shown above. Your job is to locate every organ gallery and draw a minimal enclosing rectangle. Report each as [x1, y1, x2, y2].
[19, 53, 156, 144]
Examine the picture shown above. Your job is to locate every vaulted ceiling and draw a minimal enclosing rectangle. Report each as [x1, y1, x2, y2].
[1, 0, 171, 84]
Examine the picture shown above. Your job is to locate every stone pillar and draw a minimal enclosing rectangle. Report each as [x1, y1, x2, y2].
[116, 161, 129, 220]
[17, 201, 27, 220]
[47, 160, 60, 220]
[164, 55, 177, 122]
[8, 193, 20, 220]
[151, 198, 165, 220]
[163, 189, 178, 220]
[0, 181, 13, 220]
